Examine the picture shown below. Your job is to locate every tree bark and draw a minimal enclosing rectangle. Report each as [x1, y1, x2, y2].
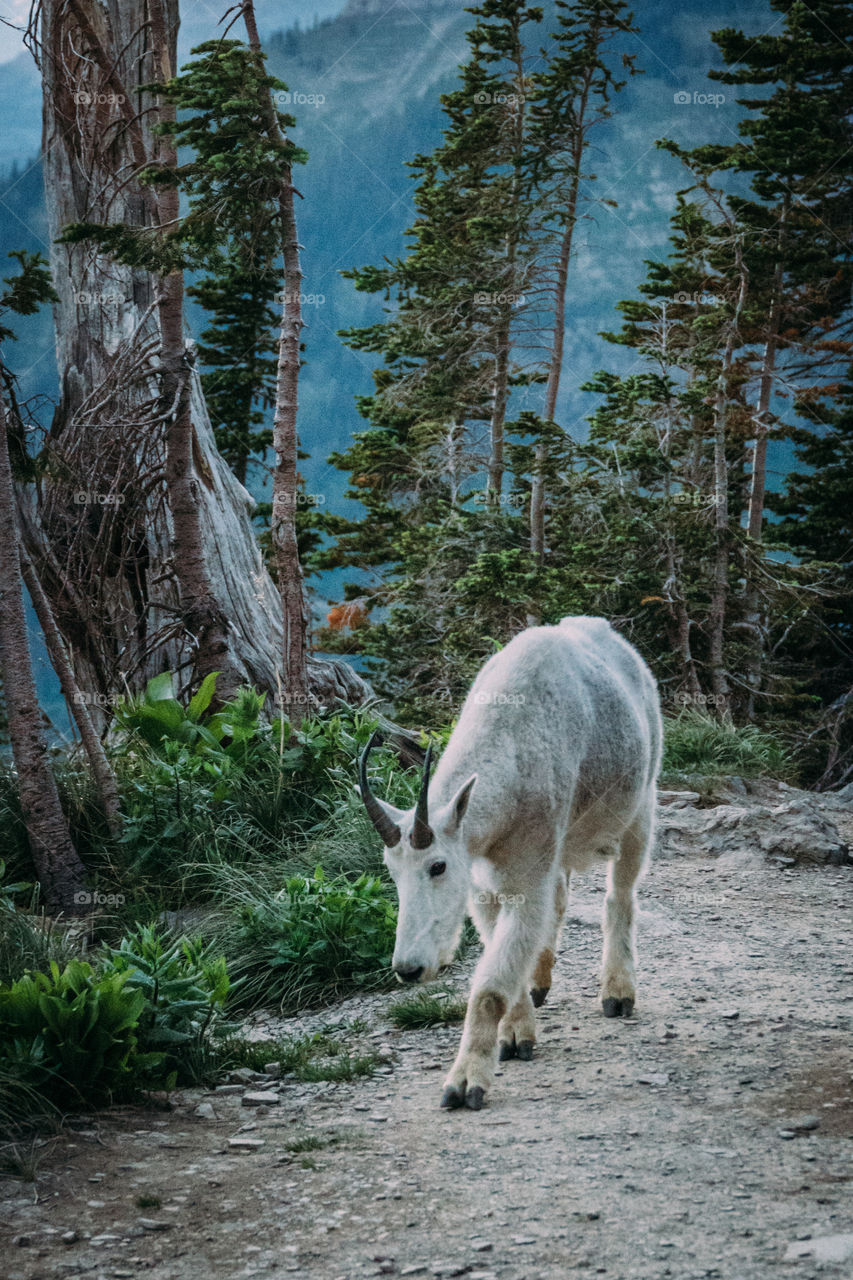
[0, 400, 87, 914]
[148, 0, 243, 702]
[742, 207, 787, 718]
[242, 0, 311, 721]
[18, 542, 122, 839]
[708, 235, 749, 712]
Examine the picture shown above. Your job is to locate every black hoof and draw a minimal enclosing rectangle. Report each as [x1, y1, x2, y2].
[440, 1084, 466, 1109]
[516, 1040, 534, 1061]
[498, 1040, 516, 1061]
[530, 986, 549, 1008]
[465, 1086, 485, 1111]
[602, 996, 635, 1018]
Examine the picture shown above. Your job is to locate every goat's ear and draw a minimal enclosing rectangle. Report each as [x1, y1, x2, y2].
[438, 773, 477, 837]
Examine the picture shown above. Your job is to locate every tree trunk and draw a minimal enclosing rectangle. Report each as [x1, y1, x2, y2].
[531, 127, 585, 563]
[708, 235, 749, 713]
[487, 316, 510, 503]
[18, 543, 122, 839]
[0, 400, 87, 914]
[242, 0, 310, 721]
[742, 210, 787, 719]
[148, 0, 244, 702]
[25, 0, 366, 719]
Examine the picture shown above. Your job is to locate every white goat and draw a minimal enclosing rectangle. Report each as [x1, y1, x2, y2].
[359, 616, 662, 1110]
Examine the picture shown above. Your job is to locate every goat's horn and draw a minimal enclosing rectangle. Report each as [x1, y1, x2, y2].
[359, 731, 401, 847]
[410, 740, 434, 850]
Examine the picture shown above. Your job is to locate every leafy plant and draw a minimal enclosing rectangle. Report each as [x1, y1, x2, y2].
[0, 960, 158, 1104]
[103, 926, 231, 1084]
[219, 1029, 379, 1081]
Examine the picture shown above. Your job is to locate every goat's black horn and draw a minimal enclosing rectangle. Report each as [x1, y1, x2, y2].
[410, 741, 434, 850]
[358, 731, 401, 847]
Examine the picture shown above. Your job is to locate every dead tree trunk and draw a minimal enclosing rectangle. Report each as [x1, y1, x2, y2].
[0, 400, 87, 913]
[243, 0, 310, 721]
[18, 543, 122, 839]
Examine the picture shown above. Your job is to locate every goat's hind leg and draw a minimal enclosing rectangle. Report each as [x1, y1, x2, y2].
[529, 869, 568, 1009]
[600, 799, 653, 1018]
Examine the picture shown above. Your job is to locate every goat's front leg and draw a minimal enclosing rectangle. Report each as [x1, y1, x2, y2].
[441, 889, 548, 1111]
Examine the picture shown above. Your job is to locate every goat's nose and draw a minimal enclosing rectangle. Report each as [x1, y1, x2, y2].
[395, 964, 424, 984]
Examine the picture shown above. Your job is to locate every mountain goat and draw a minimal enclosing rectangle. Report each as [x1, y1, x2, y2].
[359, 616, 662, 1111]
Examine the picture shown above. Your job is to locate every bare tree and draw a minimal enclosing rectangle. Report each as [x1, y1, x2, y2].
[242, 0, 310, 720]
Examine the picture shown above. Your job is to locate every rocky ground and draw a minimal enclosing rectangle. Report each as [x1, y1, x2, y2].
[1, 782, 852, 1280]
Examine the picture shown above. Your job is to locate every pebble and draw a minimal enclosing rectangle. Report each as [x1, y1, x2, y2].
[194, 1103, 217, 1120]
[784, 1233, 853, 1263]
[228, 1137, 266, 1150]
[721, 1009, 740, 1019]
[138, 1219, 173, 1231]
[242, 1091, 281, 1107]
[637, 1073, 669, 1087]
[61, 1231, 78, 1245]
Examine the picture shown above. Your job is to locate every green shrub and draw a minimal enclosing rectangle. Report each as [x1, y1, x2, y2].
[102, 926, 231, 1084]
[661, 711, 794, 783]
[0, 960, 159, 1105]
[210, 867, 397, 1012]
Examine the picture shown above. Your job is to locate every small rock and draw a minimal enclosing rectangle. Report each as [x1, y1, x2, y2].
[721, 1009, 740, 1019]
[138, 1219, 173, 1232]
[263, 1063, 282, 1078]
[470, 1239, 493, 1251]
[13, 1236, 31, 1248]
[229, 1067, 262, 1085]
[777, 1129, 796, 1140]
[61, 1231, 78, 1245]
[242, 1091, 281, 1107]
[400, 1268, 427, 1277]
[194, 1102, 217, 1120]
[791, 1114, 820, 1133]
[228, 1136, 265, 1150]
[637, 1073, 669, 1087]
[784, 1233, 853, 1263]
[510, 1235, 537, 1245]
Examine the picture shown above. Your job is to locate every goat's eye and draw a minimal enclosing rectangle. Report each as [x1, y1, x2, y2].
[428, 860, 446, 879]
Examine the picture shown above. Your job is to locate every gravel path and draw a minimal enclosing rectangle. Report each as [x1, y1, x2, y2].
[2, 825, 852, 1280]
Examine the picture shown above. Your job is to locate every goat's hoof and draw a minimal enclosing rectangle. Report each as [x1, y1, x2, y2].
[465, 1086, 485, 1110]
[602, 996, 634, 1018]
[530, 986, 549, 1008]
[440, 1084, 466, 1109]
[498, 1039, 516, 1061]
[516, 1039, 534, 1061]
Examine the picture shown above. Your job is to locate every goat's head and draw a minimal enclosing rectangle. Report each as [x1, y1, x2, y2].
[359, 732, 477, 983]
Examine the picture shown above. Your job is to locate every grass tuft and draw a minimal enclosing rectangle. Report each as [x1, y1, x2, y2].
[388, 986, 467, 1029]
[661, 711, 794, 784]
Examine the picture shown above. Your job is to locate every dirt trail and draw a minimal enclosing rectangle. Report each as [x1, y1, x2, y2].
[2, 812, 853, 1280]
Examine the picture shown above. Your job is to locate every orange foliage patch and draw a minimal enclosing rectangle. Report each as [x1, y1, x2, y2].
[327, 602, 368, 630]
